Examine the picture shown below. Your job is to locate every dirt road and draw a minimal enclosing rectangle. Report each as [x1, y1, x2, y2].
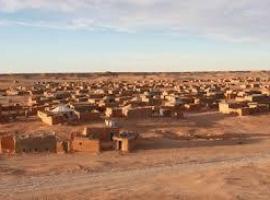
[1, 151, 270, 200]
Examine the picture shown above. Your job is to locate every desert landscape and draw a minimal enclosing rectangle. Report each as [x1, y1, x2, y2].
[1, 0, 270, 199]
[0, 71, 270, 200]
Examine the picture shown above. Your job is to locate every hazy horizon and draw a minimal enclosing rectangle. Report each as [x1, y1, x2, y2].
[1, 0, 270, 73]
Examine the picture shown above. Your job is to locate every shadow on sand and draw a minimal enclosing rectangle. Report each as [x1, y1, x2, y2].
[136, 132, 270, 151]
[120, 111, 234, 132]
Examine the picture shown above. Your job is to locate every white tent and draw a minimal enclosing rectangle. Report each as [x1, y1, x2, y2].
[51, 105, 73, 114]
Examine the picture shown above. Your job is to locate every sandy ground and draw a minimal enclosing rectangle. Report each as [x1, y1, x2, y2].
[2, 152, 270, 200]
[1, 111, 270, 199]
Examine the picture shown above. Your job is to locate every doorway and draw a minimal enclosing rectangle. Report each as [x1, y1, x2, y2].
[118, 141, 122, 151]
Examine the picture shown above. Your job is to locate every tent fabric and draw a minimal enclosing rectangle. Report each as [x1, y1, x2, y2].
[51, 105, 73, 113]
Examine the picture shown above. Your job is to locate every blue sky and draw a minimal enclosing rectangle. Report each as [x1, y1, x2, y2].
[0, 0, 270, 73]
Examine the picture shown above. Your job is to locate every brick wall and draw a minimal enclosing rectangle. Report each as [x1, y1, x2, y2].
[71, 138, 100, 153]
[1, 136, 15, 153]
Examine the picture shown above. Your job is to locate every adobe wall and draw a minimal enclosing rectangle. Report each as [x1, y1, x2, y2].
[219, 103, 231, 114]
[115, 138, 137, 152]
[123, 107, 153, 118]
[71, 138, 100, 153]
[37, 111, 49, 118]
[84, 127, 120, 142]
[56, 141, 67, 153]
[15, 135, 58, 153]
[38, 112, 63, 125]
[121, 139, 130, 152]
[127, 139, 137, 152]
[1, 136, 15, 153]
[220, 102, 269, 116]
[40, 116, 54, 125]
[75, 111, 100, 121]
[105, 108, 123, 118]
[236, 108, 250, 116]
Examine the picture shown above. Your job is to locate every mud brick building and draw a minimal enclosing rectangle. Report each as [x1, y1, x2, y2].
[0, 133, 66, 154]
[122, 105, 154, 118]
[71, 136, 101, 153]
[113, 131, 138, 152]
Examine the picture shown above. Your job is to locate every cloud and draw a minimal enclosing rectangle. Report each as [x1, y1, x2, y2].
[0, 0, 270, 42]
[0, 18, 135, 33]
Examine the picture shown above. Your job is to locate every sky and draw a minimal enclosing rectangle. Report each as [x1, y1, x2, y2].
[0, 0, 270, 73]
